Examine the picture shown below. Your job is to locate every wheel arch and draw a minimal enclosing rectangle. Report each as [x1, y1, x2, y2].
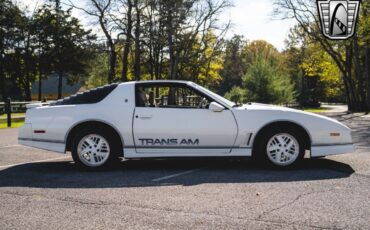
[65, 120, 124, 156]
[252, 120, 312, 156]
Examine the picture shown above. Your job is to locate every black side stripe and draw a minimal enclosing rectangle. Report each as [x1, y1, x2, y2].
[18, 138, 65, 144]
[247, 133, 253, 146]
[125, 146, 251, 149]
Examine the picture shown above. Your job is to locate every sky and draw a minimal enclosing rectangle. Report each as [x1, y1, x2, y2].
[221, 0, 296, 50]
[16, 0, 296, 51]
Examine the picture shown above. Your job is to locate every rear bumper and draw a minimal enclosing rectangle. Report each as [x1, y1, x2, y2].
[18, 138, 66, 153]
[311, 144, 355, 157]
[18, 124, 65, 153]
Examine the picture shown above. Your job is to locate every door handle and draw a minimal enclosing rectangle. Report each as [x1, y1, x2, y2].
[138, 115, 152, 119]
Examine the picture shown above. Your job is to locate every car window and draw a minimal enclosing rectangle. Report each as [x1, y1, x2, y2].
[135, 84, 211, 109]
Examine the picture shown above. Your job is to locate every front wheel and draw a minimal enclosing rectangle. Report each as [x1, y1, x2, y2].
[71, 129, 119, 170]
[256, 128, 306, 168]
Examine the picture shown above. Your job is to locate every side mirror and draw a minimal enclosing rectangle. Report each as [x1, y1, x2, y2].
[209, 102, 224, 112]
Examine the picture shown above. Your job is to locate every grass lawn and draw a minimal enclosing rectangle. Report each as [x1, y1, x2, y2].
[0, 120, 24, 129]
[0, 113, 26, 128]
[0, 112, 25, 119]
[303, 107, 330, 113]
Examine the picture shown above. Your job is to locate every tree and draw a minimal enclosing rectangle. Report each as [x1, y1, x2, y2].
[162, 0, 231, 80]
[120, 0, 133, 82]
[242, 58, 295, 104]
[133, 0, 142, 81]
[67, 0, 117, 83]
[219, 35, 247, 94]
[0, 0, 28, 100]
[242, 40, 282, 67]
[300, 43, 344, 102]
[224, 86, 245, 104]
[274, 0, 370, 112]
[85, 52, 110, 89]
[35, 4, 96, 99]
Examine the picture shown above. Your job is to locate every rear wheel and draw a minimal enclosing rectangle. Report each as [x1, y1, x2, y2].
[256, 127, 305, 168]
[71, 129, 119, 169]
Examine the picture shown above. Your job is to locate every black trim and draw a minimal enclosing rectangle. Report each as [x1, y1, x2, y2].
[134, 82, 226, 109]
[18, 138, 65, 144]
[247, 133, 253, 146]
[125, 146, 250, 149]
[50, 83, 118, 106]
[312, 143, 353, 147]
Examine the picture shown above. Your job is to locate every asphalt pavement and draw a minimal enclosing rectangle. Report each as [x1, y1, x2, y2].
[0, 111, 370, 229]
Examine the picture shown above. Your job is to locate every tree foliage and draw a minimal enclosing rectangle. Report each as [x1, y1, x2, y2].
[71, 0, 231, 86]
[0, 1, 95, 100]
[224, 86, 245, 104]
[219, 35, 247, 94]
[274, 0, 370, 112]
[1, 0, 367, 108]
[223, 39, 296, 104]
[243, 58, 295, 104]
[300, 43, 343, 100]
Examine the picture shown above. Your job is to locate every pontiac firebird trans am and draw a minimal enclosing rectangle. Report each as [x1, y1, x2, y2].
[18, 80, 354, 169]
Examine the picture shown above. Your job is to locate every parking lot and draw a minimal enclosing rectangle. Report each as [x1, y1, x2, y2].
[1, 112, 370, 229]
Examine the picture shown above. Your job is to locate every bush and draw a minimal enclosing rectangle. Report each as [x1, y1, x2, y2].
[224, 86, 245, 104]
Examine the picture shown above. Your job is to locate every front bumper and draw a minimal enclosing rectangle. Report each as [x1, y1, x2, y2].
[311, 144, 355, 157]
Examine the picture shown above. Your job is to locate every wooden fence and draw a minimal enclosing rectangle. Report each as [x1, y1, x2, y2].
[0, 99, 49, 127]
[0, 101, 30, 113]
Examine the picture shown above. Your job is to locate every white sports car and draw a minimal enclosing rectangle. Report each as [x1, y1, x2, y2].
[18, 80, 354, 169]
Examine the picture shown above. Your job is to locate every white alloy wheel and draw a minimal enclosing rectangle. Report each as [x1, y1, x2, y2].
[77, 134, 111, 167]
[266, 133, 300, 166]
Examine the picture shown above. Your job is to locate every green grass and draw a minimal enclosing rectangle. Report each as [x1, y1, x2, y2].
[0, 112, 25, 119]
[0, 120, 24, 129]
[303, 107, 330, 113]
[0, 113, 25, 128]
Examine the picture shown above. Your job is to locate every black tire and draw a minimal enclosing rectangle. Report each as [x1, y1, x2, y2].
[71, 128, 120, 170]
[255, 126, 306, 168]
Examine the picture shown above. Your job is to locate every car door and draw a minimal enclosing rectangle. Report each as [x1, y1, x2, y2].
[133, 82, 238, 155]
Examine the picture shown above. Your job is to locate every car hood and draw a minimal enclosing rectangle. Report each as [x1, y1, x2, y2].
[235, 103, 349, 129]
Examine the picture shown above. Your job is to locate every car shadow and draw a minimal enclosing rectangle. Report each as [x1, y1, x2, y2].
[0, 158, 354, 188]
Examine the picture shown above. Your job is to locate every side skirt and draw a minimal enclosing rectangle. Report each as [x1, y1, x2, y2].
[123, 147, 252, 158]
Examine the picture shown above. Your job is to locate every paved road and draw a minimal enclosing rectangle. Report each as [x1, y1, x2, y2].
[0, 113, 370, 229]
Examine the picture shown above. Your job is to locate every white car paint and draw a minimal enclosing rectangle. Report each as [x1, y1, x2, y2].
[18, 80, 354, 159]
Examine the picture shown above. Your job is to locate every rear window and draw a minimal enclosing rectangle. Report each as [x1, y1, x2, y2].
[50, 83, 118, 106]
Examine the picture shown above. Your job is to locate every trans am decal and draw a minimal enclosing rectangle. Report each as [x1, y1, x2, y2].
[138, 138, 199, 146]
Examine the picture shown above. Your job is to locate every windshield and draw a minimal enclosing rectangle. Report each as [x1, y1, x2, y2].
[189, 82, 236, 108]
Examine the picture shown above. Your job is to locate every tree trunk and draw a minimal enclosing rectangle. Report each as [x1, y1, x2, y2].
[166, 9, 176, 79]
[345, 45, 360, 112]
[366, 48, 370, 112]
[147, 6, 155, 80]
[38, 43, 42, 101]
[133, 2, 141, 81]
[38, 73, 42, 101]
[0, 48, 5, 101]
[98, 16, 115, 83]
[58, 71, 63, 99]
[89, 0, 115, 83]
[0, 5, 4, 100]
[108, 46, 116, 83]
[353, 36, 367, 111]
[122, 0, 133, 82]
[24, 35, 31, 101]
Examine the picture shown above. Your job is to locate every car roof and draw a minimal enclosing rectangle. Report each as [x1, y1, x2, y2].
[119, 80, 192, 85]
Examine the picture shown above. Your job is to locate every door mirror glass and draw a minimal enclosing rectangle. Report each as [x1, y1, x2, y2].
[209, 102, 224, 112]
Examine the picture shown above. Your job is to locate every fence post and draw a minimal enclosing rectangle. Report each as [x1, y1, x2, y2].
[6, 97, 11, 127]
